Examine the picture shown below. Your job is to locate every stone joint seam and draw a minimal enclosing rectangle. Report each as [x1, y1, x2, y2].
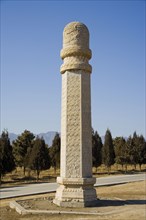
[60, 63, 92, 74]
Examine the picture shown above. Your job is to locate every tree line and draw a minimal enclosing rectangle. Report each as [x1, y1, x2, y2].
[92, 129, 146, 173]
[0, 130, 60, 182]
[0, 129, 146, 182]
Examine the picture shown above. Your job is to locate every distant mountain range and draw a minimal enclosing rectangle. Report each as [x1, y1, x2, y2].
[9, 131, 57, 147]
[9, 132, 128, 147]
[9, 131, 104, 147]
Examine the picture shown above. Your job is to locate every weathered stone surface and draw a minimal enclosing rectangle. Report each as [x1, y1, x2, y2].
[60, 22, 92, 74]
[53, 21, 97, 207]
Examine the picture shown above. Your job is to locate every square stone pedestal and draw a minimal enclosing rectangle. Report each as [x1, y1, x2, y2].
[53, 177, 97, 207]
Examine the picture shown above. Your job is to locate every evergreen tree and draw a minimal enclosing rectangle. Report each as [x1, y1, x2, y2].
[28, 137, 50, 180]
[130, 132, 139, 169]
[131, 132, 146, 170]
[113, 137, 126, 170]
[12, 130, 35, 175]
[0, 131, 15, 183]
[123, 133, 146, 171]
[102, 129, 115, 174]
[92, 130, 103, 171]
[49, 133, 60, 174]
[142, 140, 146, 165]
[124, 135, 133, 171]
[137, 135, 146, 170]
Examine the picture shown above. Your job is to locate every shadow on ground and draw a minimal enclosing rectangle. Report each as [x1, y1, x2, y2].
[94, 199, 146, 207]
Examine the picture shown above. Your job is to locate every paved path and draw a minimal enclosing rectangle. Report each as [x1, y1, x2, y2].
[94, 173, 145, 186]
[0, 173, 145, 199]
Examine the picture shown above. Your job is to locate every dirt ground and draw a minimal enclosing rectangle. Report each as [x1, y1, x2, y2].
[0, 180, 146, 220]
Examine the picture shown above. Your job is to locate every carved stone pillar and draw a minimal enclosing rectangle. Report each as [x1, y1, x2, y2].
[53, 21, 97, 207]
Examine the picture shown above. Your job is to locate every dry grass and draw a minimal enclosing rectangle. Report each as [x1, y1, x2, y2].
[1, 164, 146, 187]
[0, 167, 59, 187]
[0, 181, 146, 220]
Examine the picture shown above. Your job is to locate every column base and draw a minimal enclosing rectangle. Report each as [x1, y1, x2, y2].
[53, 177, 98, 207]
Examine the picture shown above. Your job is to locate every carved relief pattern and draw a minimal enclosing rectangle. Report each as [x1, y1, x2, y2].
[81, 72, 92, 177]
[60, 73, 67, 177]
[60, 22, 92, 74]
[66, 71, 81, 178]
[63, 22, 89, 49]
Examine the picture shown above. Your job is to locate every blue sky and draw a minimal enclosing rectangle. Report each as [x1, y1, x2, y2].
[1, 0, 145, 138]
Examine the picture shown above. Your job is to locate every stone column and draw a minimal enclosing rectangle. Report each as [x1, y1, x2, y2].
[53, 21, 97, 207]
